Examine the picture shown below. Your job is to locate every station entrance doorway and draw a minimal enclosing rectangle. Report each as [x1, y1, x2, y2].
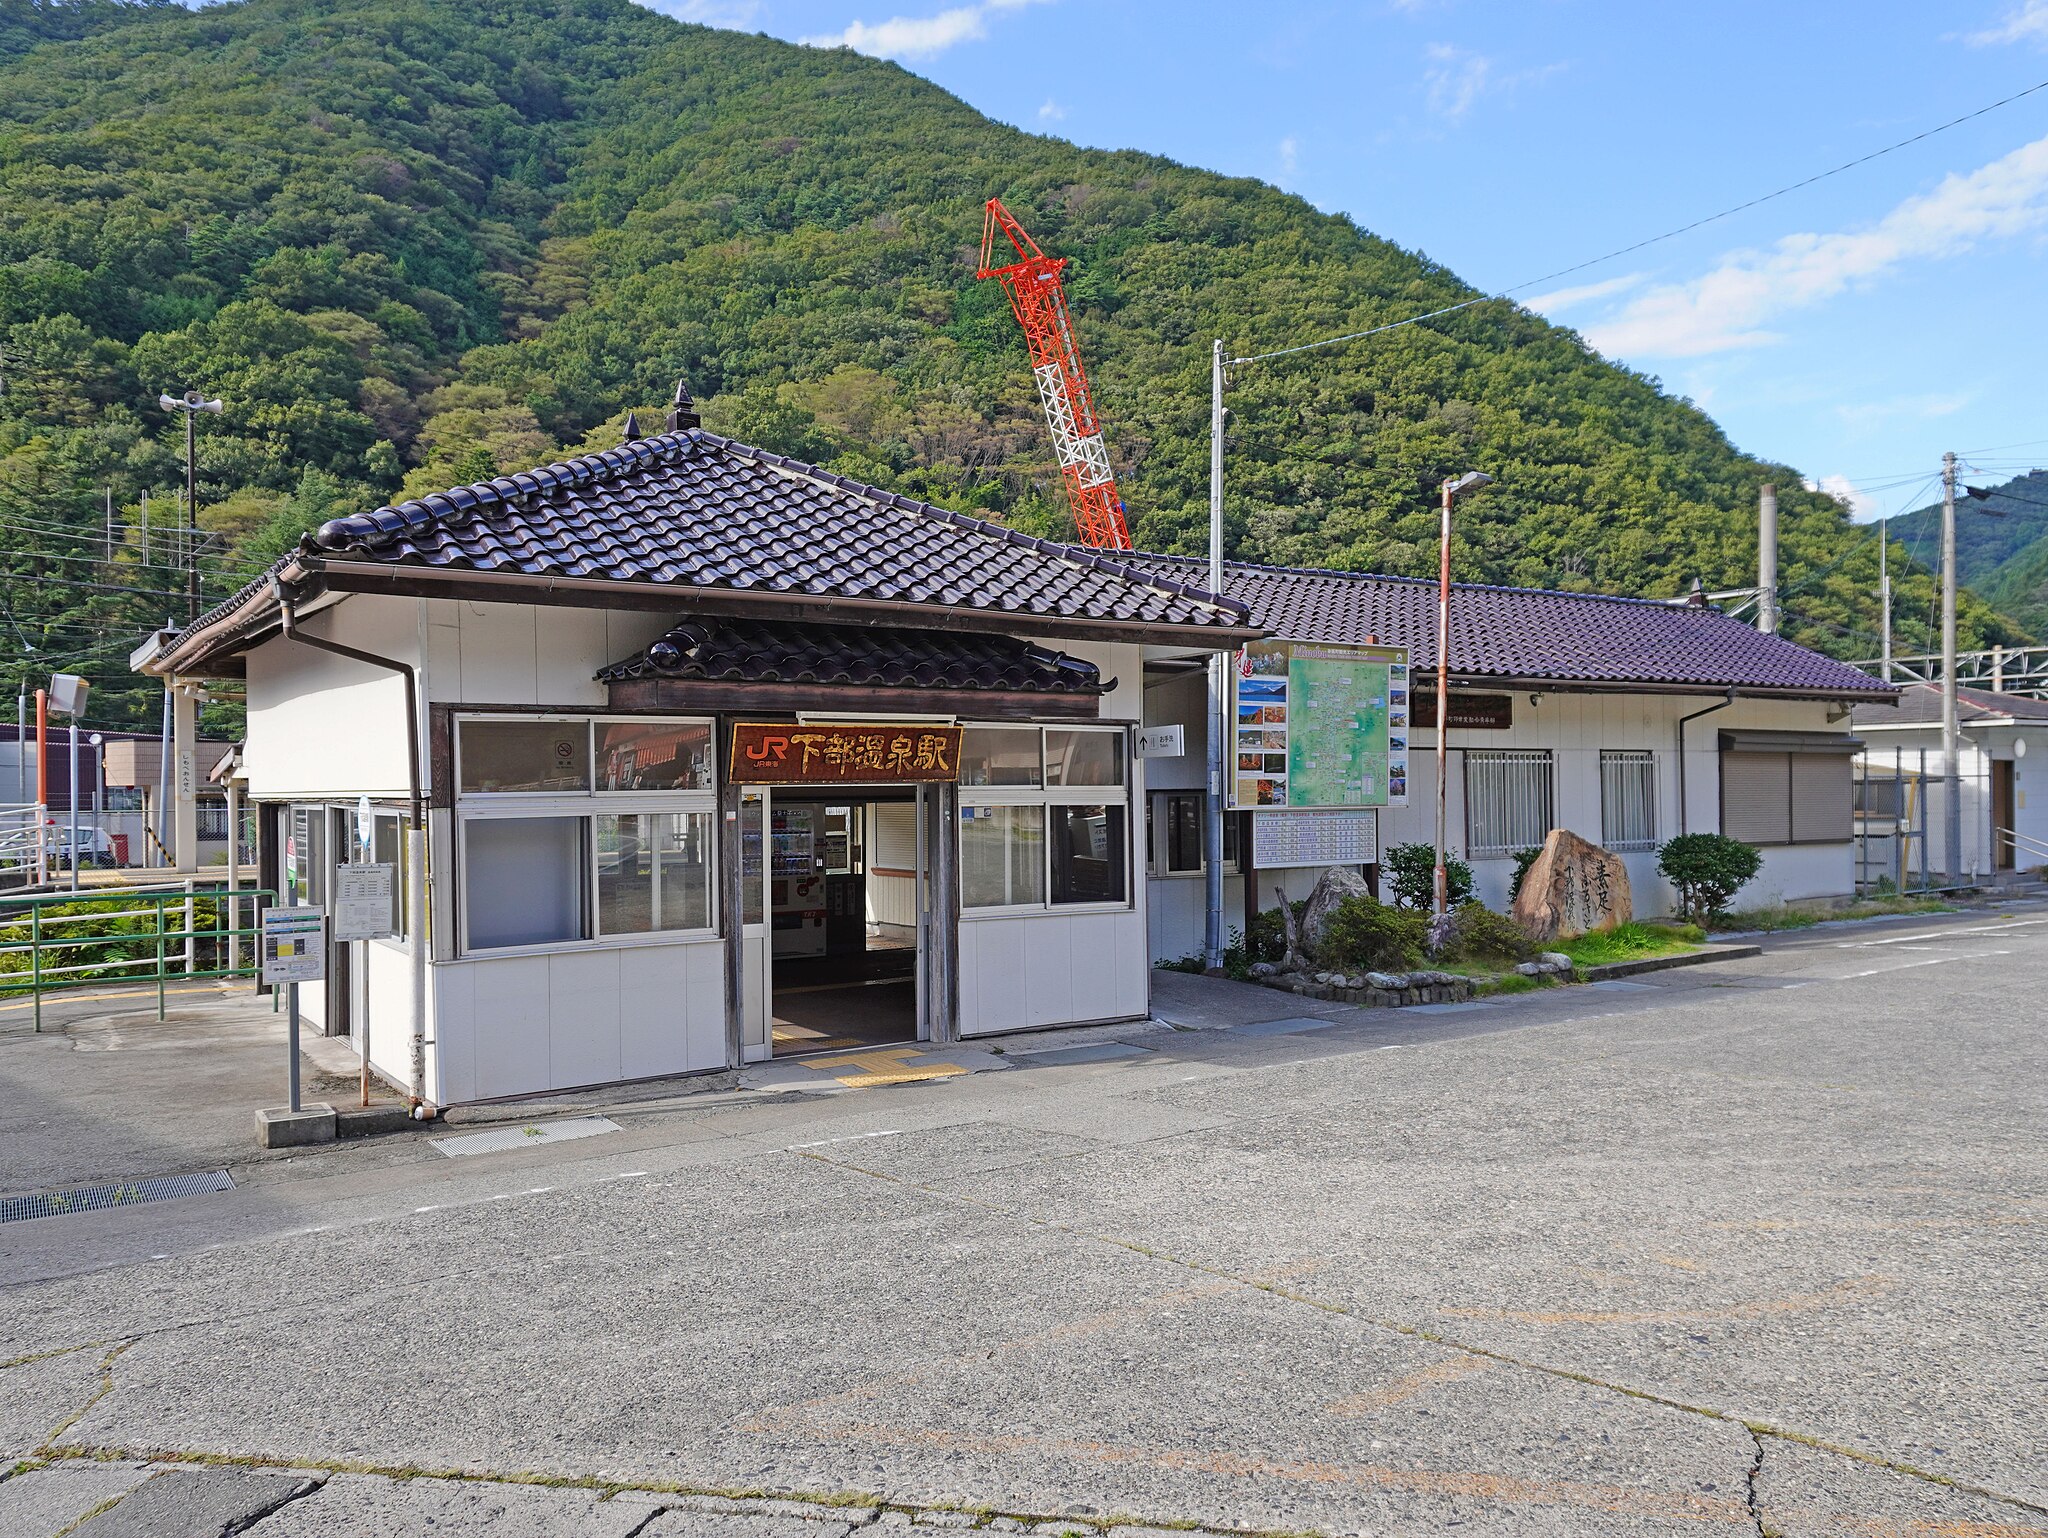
[761, 790, 925, 1057]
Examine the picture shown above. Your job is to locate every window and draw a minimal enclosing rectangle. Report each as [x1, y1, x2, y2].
[1148, 791, 1239, 875]
[1465, 749, 1553, 858]
[1721, 734, 1855, 846]
[464, 816, 587, 949]
[961, 804, 1045, 907]
[959, 725, 1129, 910]
[958, 728, 1043, 787]
[1600, 751, 1657, 852]
[1050, 804, 1127, 903]
[456, 714, 717, 953]
[371, 811, 411, 936]
[595, 813, 713, 934]
[459, 720, 590, 793]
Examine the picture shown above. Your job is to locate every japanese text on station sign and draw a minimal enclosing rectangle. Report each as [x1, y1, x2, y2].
[727, 723, 964, 784]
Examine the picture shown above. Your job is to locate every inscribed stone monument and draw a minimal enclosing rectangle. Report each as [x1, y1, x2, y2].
[1510, 828, 1631, 941]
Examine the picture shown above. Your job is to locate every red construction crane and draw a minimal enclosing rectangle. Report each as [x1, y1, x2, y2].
[977, 197, 1133, 551]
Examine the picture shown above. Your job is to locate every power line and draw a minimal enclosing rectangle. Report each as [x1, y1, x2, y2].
[1229, 74, 2048, 368]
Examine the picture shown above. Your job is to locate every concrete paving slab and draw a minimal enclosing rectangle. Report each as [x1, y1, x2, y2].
[69, 1466, 320, 1536]
[0, 1461, 152, 1538]
[636, 1513, 862, 1538]
[1008, 1042, 1153, 1066]
[0, 1347, 104, 1459]
[1145, 970, 1348, 1029]
[1752, 1437, 2048, 1537]
[1226, 1016, 1337, 1037]
[244, 1471, 654, 1536]
[428, 1116, 621, 1158]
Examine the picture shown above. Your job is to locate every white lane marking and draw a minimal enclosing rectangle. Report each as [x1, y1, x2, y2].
[610, 1170, 650, 1180]
[413, 1204, 443, 1213]
[1842, 919, 2048, 948]
[787, 1129, 905, 1151]
[1838, 950, 2009, 979]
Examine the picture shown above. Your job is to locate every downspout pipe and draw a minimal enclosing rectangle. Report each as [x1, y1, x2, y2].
[1676, 688, 1739, 835]
[274, 583, 430, 1111]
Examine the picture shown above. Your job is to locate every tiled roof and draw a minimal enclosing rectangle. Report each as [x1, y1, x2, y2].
[306, 428, 1244, 631]
[1853, 681, 2048, 727]
[598, 617, 1104, 695]
[1128, 554, 1897, 698]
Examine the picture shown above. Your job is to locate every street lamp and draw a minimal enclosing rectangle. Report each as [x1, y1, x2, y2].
[157, 388, 223, 622]
[1435, 470, 1493, 916]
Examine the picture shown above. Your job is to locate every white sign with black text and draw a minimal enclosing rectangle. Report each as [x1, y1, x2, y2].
[332, 863, 397, 942]
[1250, 809, 1379, 870]
[1135, 725, 1186, 759]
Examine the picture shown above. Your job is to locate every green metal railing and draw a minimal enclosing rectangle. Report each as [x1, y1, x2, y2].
[0, 887, 277, 1032]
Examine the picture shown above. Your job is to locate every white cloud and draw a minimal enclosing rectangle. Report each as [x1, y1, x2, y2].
[1834, 393, 1970, 427]
[1423, 43, 1492, 121]
[1967, 1, 2048, 44]
[1278, 135, 1300, 178]
[1583, 130, 2048, 358]
[1419, 42, 1564, 124]
[1524, 272, 1646, 314]
[1037, 99, 1065, 122]
[1805, 474, 1878, 519]
[802, 0, 1049, 60]
[640, 0, 763, 24]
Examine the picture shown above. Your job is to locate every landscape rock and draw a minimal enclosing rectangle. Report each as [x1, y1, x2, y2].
[1540, 951, 1573, 969]
[1511, 829, 1632, 941]
[1516, 961, 1543, 976]
[1297, 866, 1373, 964]
[1248, 961, 1277, 978]
[1366, 971, 1404, 989]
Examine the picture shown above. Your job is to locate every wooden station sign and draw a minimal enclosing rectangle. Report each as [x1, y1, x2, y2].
[1409, 692, 1515, 730]
[728, 722, 965, 784]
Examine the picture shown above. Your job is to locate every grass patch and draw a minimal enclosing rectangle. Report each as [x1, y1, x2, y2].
[1474, 973, 1546, 997]
[1712, 896, 1955, 933]
[1555, 922, 1704, 969]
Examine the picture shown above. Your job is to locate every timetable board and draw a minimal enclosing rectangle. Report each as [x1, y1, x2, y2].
[1229, 640, 1410, 810]
[1250, 810, 1380, 870]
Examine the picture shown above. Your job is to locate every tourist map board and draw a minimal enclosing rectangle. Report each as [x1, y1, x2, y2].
[1229, 640, 1409, 810]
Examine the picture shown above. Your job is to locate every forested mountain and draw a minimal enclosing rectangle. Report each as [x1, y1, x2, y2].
[0, 0, 2020, 729]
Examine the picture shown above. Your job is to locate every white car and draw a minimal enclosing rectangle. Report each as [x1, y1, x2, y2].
[47, 826, 118, 869]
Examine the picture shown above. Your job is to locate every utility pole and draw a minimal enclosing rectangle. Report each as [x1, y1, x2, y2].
[158, 389, 223, 622]
[1203, 339, 1227, 972]
[1757, 484, 1778, 635]
[1940, 450, 1961, 887]
[1878, 514, 1892, 683]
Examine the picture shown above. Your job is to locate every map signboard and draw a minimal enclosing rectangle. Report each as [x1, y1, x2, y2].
[1229, 640, 1410, 810]
[260, 906, 326, 985]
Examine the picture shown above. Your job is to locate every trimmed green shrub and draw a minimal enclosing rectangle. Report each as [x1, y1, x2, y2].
[1384, 842, 1472, 910]
[1247, 900, 1304, 967]
[1508, 845, 1543, 902]
[1437, 900, 1537, 965]
[1657, 833, 1763, 924]
[1318, 895, 1428, 972]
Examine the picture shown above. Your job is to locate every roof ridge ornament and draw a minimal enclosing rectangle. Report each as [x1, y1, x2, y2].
[667, 375, 701, 432]
[621, 410, 643, 443]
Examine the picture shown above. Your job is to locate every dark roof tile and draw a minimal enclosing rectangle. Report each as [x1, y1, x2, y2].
[1126, 554, 1894, 698]
[598, 617, 1106, 695]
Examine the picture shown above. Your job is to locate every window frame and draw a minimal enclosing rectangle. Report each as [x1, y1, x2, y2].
[959, 723, 1134, 916]
[1599, 749, 1659, 854]
[454, 713, 720, 958]
[1464, 748, 1556, 859]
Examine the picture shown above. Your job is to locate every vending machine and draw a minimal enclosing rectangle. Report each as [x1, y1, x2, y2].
[769, 805, 827, 958]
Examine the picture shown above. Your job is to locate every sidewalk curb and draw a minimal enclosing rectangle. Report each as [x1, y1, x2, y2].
[1579, 943, 1761, 982]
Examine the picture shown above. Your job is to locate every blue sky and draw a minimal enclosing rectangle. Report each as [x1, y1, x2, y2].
[656, 1, 2048, 524]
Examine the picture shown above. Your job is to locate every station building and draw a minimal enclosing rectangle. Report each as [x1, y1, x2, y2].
[139, 405, 1895, 1104]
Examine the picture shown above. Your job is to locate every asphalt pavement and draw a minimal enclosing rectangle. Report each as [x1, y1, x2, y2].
[1, 905, 2043, 1537]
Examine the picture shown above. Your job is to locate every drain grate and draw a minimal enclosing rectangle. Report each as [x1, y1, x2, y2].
[0, 1169, 235, 1224]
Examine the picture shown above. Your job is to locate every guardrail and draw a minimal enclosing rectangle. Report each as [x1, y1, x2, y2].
[1994, 825, 2048, 869]
[0, 887, 276, 1033]
[0, 803, 46, 891]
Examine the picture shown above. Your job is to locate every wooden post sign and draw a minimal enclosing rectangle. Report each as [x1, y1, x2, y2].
[728, 723, 964, 785]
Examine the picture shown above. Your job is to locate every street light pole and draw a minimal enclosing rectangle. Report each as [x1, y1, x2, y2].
[1434, 472, 1493, 916]
[1940, 450, 1961, 886]
[157, 388, 223, 623]
[1204, 339, 1228, 971]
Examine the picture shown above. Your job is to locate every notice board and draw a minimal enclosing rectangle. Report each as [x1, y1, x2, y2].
[1229, 640, 1410, 810]
[1250, 809, 1379, 869]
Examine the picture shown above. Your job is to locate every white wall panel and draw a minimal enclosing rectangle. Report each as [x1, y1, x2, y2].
[468, 955, 551, 1098]
[962, 910, 1146, 1036]
[434, 963, 474, 1106]
[243, 595, 419, 800]
[549, 947, 622, 1090]
[456, 603, 540, 704]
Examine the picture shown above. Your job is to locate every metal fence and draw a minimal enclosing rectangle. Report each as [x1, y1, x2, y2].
[0, 886, 276, 1032]
[1852, 749, 1997, 894]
